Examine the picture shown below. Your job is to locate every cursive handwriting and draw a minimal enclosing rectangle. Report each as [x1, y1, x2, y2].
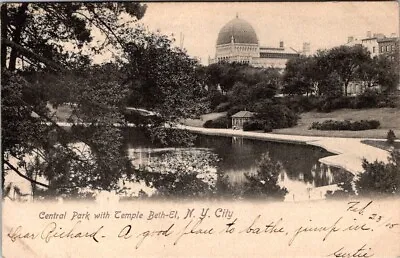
[328, 244, 374, 257]
[174, 218, 214, 245]
[7, 221, 104, 243]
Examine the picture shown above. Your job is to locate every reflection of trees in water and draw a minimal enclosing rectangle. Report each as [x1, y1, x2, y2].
[194, 134, 345, 188]
[123, 131, 354, 198]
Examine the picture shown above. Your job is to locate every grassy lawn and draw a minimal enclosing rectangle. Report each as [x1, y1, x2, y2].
[361, 140, 400, 151]
[274, 107, 400, 139]
[182, 108, 400, 139]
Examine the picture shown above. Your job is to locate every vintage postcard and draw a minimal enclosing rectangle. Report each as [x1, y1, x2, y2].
[1, 1, 400, 257]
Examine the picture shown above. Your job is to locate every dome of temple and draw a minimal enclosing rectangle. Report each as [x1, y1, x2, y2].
[216, 16, 259, 45]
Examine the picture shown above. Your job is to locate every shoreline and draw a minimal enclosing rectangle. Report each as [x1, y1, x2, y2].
[180, 125, 390, 175]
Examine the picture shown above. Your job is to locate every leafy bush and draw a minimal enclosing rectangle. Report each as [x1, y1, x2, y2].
[309, 119, 380, 131]
[263, 123, 273, 133]
[351, 90, 380, 109]
[146, 127, 197, 147]
[317, 96, 353, 112]
[243, 120, 264, 131]
[387, 130, 396, 145]
[355, 150, 400, 196]
[203, 116, 232, 129]
[314, 92, 397, 112]
[253, 103, 299, 129]
[279, 96, 319, 113]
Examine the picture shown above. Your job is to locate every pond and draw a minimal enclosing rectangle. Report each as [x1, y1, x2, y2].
[124, 128, 352, 201]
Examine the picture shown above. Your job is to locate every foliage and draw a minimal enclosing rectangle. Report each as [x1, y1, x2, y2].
[317, 96, 353, 112]
[387, 130, 396, 145]
[242, 152, 288, 200]
[145, 127, 197, 147]
[282, 56, 316, 95]
[227, 105, 247, 117]
[214, 102, 230, 112]
[309, 120, 380, 131]
[279, 95, 320, 112]
[203, 117, 232, 129]
[356, 150, 400, 196]
[282, 45, 398, 97]
[1, 3, 209, 199]
[120, 26, 209, 122]
[208, 89, 228, 111]
[134, 151, 219, 198]
[253, 103, 299, 129]
[325, 171, 355, 199]
[243, 120, 264, 131]
[2, 3, 147, 70]
[315, 92, 396, 112]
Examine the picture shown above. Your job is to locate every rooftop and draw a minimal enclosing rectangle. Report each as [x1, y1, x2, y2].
[231, 111, 254, 118]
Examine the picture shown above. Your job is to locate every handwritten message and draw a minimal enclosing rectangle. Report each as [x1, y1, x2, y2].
[3, 199, 400, 257]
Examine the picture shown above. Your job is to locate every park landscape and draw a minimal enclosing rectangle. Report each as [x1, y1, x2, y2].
[1, 2, 400, 202]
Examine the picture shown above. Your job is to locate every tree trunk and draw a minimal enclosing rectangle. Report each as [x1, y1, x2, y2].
[1, 4, 8, 69]
[8, 3, 28, 71]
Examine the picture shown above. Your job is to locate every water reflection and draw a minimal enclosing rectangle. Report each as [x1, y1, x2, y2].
[124, 129, 353, 200]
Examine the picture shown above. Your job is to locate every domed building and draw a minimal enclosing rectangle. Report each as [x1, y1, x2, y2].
[209, 15, 300, 69]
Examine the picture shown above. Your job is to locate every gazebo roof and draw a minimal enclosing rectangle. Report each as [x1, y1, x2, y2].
[231, 111, 254, 118]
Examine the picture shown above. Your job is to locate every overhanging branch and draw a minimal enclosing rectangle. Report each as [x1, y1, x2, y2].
[4, 160, 50, 188]
[2, 38, 63, 71]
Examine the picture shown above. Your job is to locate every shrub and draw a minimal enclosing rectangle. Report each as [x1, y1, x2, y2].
[243, 120, 264, 131]
[263, 123, 273, 133]
[355, 150, 400, 196]
[387, 130, 396, 145]
[351, 90, 379, 109]
[317, 96, 353, 112]
[309, 119, 380, 131]
[203, 116, 232, 128]
[279, 96, 319, 113]
[254, 104, 299, 129]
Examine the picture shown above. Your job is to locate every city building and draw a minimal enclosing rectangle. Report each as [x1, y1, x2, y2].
[346, 31, 398, 58]
[231, 111, 254, 129]
[209, 15, 299, 69]
[378, 37, 399, 61]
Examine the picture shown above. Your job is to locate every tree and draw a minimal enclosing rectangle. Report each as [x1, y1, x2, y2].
[323, 45, 371, 96]
[253, 102, 299, 129]
[282, 56, 316, 96]
[243, 152, 288, 200]
[2, 3, 147, 70]
[2, 3, 210, 198]
[356, 150, 400, 196]
[120, 27, 209, 122]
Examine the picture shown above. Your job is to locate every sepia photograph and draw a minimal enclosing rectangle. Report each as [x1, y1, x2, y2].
[1, 1, 400, 257]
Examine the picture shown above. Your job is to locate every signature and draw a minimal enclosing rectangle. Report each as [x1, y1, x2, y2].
[328, 244, 374, 257]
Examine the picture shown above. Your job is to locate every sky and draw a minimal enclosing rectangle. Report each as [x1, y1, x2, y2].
[138, 2, 399, 65]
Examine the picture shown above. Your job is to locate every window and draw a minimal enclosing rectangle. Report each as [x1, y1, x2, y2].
[381, 46, 384, 52]
[372, 47, 376, 53]
[386, 46, 390, 52]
